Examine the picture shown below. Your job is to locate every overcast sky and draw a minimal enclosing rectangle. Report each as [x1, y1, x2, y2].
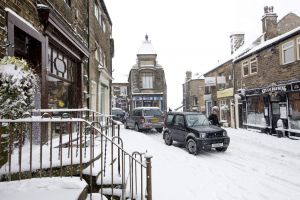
[105, 0, 300, 109]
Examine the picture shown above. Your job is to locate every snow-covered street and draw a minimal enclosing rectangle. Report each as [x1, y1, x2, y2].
[120, 127, 300, 200]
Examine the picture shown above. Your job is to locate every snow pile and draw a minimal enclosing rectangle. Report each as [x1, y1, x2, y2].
[0, 56, 38, 119]
[0, 177, 87, 200]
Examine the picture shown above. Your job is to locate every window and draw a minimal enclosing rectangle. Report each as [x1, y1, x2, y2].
[217, 73, 226, 89]
[166, 114, 174, 125]
[141, 72, 153, 88]
[205, 86, 211, 94]
[174, 115, 185, 126]
[242, 61, 249, 77]
[64, 0, 71, 6]
[282, 40, 295, 64]
[297, 37, 300, 60]
[219, 100, 227, 122]
[193, 96, 198, 106]
[250, 57, 258, 74]
[94, 1, 102, 25]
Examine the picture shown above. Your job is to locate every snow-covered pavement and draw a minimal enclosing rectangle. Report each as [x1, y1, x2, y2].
[120, 127, 300, 200]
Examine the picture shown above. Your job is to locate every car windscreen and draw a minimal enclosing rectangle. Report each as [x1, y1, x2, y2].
[112, 109, 124, 116]
[144, 109, 162, 117]
[186, 114, 210, 127]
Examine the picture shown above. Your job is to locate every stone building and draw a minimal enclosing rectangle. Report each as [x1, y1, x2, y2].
[182, 71, 205, 113]
[112, 82, 129, 111]
[0, 0, 113, 115]
[128, 35, 167, 112]
[204, 60, 235, 127]
[234, 7, 300, 136]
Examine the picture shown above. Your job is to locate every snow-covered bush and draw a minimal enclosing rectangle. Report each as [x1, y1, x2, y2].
[0, 56, 38, 119]
[0, 56, 38, 167]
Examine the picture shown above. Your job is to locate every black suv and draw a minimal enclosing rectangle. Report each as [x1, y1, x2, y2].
[163, 112, 230, 155]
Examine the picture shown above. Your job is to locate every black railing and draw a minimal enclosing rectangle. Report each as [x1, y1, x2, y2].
[0, 109, 152, 200]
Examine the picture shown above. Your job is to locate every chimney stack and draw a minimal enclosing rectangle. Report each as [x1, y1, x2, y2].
[230, 33, 245, 54]
[262, 6, 278, 41]
[186, 71, 192, 82]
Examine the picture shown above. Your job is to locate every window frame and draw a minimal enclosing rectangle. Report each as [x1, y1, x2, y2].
[249, 57, 258, 74]
[282, 40, 295, 65]
[242, 60, 249, 77]
[297, 37, 300, 60]
[141, 72, 154, 89]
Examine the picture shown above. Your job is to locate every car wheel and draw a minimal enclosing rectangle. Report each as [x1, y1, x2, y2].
[164, 132, 173, 145]
[187, 138, 198, 155]
[156, 128, 163, 133]
[134, 123, 140, 132]
[216, 147, 227, 152]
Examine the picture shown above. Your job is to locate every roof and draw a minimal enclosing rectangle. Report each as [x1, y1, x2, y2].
[137, 35, 156, 55]
[234, 26, 300, 62]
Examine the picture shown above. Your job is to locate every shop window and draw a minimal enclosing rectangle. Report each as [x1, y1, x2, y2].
[242, 61, 249, 77]
[48, 46, 77, 109]
[219, 100, 228, 122]
[282, 40, 295, 65]
[289, 93, 300, 129]
[297, 37, 300, 60]
[246, 96, 264, 125]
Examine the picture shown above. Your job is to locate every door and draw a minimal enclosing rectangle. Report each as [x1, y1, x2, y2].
[172, 115, 187, 142]
[271, 102, 280, 133]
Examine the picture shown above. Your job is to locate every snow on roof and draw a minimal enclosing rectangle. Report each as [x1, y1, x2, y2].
[234, 26, 300, 62]
[137, 35, 156, 55]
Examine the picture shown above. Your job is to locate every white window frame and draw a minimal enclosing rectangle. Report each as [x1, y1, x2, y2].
[242, 61, 249, 77]
[282, 40, 295, 65]
[141, 72, 153, 89]
[250, 57, 258, 74]
[297, 37, 300, 60]
[94, 1, 102, 25]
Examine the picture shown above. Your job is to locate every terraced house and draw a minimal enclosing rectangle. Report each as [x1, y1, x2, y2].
[0, 0, 113, 114]
[234, 7, 300, 137]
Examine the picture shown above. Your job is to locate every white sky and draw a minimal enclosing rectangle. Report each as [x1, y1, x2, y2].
[105, 0, 300, 109]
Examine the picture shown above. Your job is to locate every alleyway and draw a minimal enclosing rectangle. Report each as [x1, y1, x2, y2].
[121, 127, 300, 200]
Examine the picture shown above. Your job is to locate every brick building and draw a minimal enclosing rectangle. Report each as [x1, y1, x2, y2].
[204, 60, 235, 127]
[234, 6, 300, 136]
[0, 0, 113, 114]
[182, 71, 205, 113]
[128, 35, 167, 112]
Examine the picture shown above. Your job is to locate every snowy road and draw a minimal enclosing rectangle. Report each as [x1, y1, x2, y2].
[120, 127, 300, 200]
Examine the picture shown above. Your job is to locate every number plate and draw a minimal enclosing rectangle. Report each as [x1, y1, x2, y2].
[212, 143, 223, 148]
[151, 118, 159, 123]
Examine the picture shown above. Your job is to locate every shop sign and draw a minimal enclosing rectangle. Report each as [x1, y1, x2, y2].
[153, 96, 163, 100]
[143, 97, 153, 100]
[292, 82, 300, 91]
[245, 89, 260, 96]
[217, 88, 233, 98]
[132, 96, 142, 101]
[261, 85, 287, 94]
[205, 77, 216, 86]
[204, 94, 212, 101]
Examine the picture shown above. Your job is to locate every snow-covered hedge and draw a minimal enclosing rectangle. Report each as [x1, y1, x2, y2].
[0, 56, 38, 119]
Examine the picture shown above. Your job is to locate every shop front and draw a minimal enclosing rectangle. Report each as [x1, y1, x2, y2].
[239, 81, 300, 136]
[132, 95, 164, 111]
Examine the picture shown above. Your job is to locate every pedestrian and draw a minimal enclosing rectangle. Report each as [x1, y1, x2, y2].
[208, 107, 220, 127]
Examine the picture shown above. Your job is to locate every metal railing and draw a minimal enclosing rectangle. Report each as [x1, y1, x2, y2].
[0, 109, 152, 200]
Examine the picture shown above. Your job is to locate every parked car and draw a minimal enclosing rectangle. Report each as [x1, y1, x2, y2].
[163, 112, 230, 155]
[125, 107, 164, 133]
[112, 107, 126, 123]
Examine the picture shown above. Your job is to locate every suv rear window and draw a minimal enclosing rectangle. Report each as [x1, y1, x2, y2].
[144, 109, 162, 116]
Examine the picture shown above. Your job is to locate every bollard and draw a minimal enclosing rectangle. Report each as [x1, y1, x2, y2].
[145, 155, 153, 200]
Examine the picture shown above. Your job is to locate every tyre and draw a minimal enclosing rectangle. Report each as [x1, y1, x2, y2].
[164, 132, 173, 146]
[186, 138, 198, 155]
[156, 128, 163, 133]
[134, 123, 140, 132]
[216, 147, 227, 152]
